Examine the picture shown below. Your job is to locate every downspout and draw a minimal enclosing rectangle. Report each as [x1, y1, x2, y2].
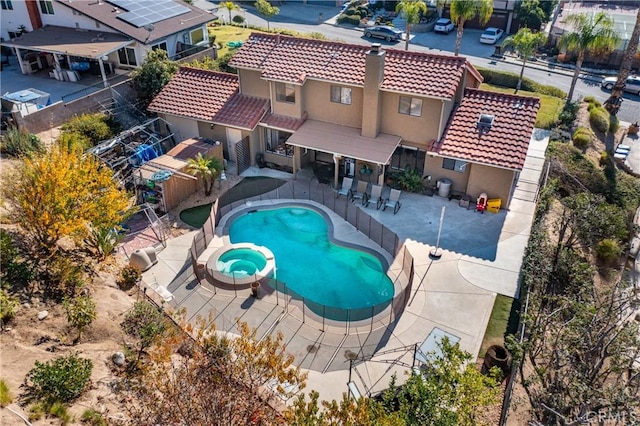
[437, 99, 445, 140]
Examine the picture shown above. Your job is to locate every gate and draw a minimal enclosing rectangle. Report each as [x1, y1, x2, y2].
[235, 136, 251, 175]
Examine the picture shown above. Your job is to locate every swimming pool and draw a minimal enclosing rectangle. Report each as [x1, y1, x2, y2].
[228, 207, 394, 316]
[206, 243, 275, 288]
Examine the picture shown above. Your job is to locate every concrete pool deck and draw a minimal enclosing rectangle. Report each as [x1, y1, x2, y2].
[141, 130, 549, 402]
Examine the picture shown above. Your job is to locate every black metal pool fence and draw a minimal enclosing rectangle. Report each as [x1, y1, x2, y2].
[189, 179, 415, 330]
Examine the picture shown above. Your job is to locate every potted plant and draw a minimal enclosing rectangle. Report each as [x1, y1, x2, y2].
[251, 281, 260, 298]
[628, 122, 639, 135]
[359, 162, 373, 175]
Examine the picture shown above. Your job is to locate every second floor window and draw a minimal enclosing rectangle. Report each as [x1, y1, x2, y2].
[1, 1, 14, 10]
[152, 42, 168, 52]
[39, 0, 54, 14]
[330, 86, 351, 105]
[190, 28, 204, 45]
[276, 82, 295, 103]
[399, 96, 422, 117]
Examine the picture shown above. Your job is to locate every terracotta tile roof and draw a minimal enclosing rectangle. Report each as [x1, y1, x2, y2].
[433, 88, 540, 170]
[229, 33, 481, 99]
[260, 112, 308, 131]
[148, 67, 239, 121]
[213, 94, 270, 130]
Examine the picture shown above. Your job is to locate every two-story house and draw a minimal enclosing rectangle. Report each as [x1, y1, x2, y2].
[1, 0, 212, 85]
[149, 32, 539, 209]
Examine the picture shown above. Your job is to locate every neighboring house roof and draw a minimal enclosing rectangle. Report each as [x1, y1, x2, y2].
[148, 67, 239, 121]
[0, 25, 131, 59]
[260, 112, 308, 132]
[433, 88, 540, 170]
[213, 94, 270, 131]
[229, 33, 482, 99]
[55, 0, 213, 44]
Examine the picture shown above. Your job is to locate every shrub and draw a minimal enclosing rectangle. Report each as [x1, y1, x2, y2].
[81, 408, 107, 426]
[0, 229, 33, 287]
[599, 151, 609, 166]
[397, 167, 424, 193]
[27, 353, 93, 403]
[121, 301, 168, 358]
[0, 379, 12, 407]
[595, 239, 621, 266]
[558, 101, 579, 129]
[232, 15, 245, 24]
[29, 399, 72, 424]
[309, 31, 326, 40]
[61, 113, 120, 147]
[0, 289, 18, 329]
[589, 107, 610, 133]
[118, 265, 141, 290]
[63, 294, 97, 343]
[572, 127, 593, 150]
[0, 127, 44, 157]
[337, 14, 361, 25]
[583, 95, 597, 104]
[609, 115, 619, 133]
[476, 68, 567, 98]
[344, 6, 358, 16]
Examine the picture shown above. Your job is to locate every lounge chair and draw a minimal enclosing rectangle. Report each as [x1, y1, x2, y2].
[383, 189, 402, 214]
[364, 184, 383, 209]
[351, 180, 369, 204]
[336, 177, 354, 199]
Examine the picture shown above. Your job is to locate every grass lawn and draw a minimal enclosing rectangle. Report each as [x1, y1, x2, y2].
[479, 83, 564, 129]
[479, 294, 520, 357]
[208, 25, 255, 57]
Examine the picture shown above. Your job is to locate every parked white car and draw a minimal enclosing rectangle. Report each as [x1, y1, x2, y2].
[434, 18, 455, 34]
[601, 75, 640, 96]
[480, 27, 504, 44]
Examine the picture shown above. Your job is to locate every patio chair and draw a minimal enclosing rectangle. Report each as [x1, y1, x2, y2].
[336, 177, 354, 199]
[351, 180, 369, 204]
[383, 189, 402, 214]
[364, 184, 383, 209]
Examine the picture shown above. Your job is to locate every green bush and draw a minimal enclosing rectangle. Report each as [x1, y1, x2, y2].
[337, 14, 361, 25]
[589, 107, 610, 133]
[27, 353, 93, 403]
[0, 379, 12, 407]
[595, 239, 621, 266]
[583, 95, 597, 104]
[0, 127, 44, 157]
[558, 101, 579, 129]
[396, 167, 424, 193]
[609, 115, 619, 133]
[0, 229, 32, 287]
[121, 301, 168, 352]
[599, 151, 609, 166]
[0, 289, 18, 329]
[61, 113, 120, 147]
[118, 265, 141, 290]
[476, 68, 567, 99]
[344, 6, 358, 16]
[81, 408, 107, 426]
[572, 127, 592, 150]
[232, 15, 245, 24]
[29, 399, 72, 425]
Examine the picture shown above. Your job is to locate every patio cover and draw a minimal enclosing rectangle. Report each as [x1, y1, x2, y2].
[1, 25, 132, 59]
[286, 120, 401, 165]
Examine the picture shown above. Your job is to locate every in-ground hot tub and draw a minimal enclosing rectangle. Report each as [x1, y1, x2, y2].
[206, 243, 275, 288]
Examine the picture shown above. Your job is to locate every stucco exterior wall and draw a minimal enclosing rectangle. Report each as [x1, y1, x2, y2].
[160, 113, 199, 142]
[197, 121, 226, 142]
[303, 79, 363, 127]
[424, 156, 471, 194]
[466, 163, 515, 206]
[270, 82, 302, 117]
[379, 92, 442, 144]
[238, 69, 269, 98]
[1, 2, 33, 37]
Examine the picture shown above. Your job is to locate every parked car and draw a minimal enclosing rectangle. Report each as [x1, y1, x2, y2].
[479, 27, 504, 44]
[601, 75, 640, 95]
[434, 18, 455, 34]
[364, 26, 403, 42]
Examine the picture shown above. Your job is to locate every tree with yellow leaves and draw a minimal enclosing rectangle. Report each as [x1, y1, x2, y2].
[5, 144, 130, 254]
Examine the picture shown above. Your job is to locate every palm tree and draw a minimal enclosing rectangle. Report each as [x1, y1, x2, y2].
[396, 0, 427, 51]
[435, 0, 448, 18]
[501, 28, 547, 93]
[187, 153, 223, 196]
[605, 7, 640, 115]
[220, 1, 237, 24]
[450, 0, 493, 56]
[559, 12, 618, 104]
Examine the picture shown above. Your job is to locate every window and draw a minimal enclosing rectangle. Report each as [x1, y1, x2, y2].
[275, 82, 295, 103]
[330, 86, 351, 105]
[1, 1, 13, 10]
[442, 158, 468, 173]
[152, 41, 168, 52]
[399, 96, 422, 117]
[189, 28, 204, 45]
[117, 47, 137, 66]
[390, 145, 425, 172]
[39, 0, 54, 14]
[265, 128, 293, 157]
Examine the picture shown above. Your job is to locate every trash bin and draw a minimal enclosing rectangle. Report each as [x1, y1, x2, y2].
[437, 178, 452, 198]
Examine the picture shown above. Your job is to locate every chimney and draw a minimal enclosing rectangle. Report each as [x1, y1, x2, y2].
[362, 43, 385, 138]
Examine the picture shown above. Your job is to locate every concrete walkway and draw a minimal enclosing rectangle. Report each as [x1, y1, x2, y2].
[138, 130, 549, 402]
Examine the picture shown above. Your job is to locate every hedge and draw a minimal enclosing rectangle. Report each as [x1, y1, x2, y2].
[337, 14, 361, 25]
[572, 126, 592, 150]
[476, 68, 567, 99]
[589, 107, 610, 133]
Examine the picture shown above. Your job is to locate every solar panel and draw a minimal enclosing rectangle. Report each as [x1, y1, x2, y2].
[110, 0, 190, 28]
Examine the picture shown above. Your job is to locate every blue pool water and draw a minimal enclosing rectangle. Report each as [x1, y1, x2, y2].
[218, 248, 267, 277]
[229, 207, 393, 312]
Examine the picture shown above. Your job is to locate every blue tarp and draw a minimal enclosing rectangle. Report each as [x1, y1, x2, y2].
[135, 144, 158, 164]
